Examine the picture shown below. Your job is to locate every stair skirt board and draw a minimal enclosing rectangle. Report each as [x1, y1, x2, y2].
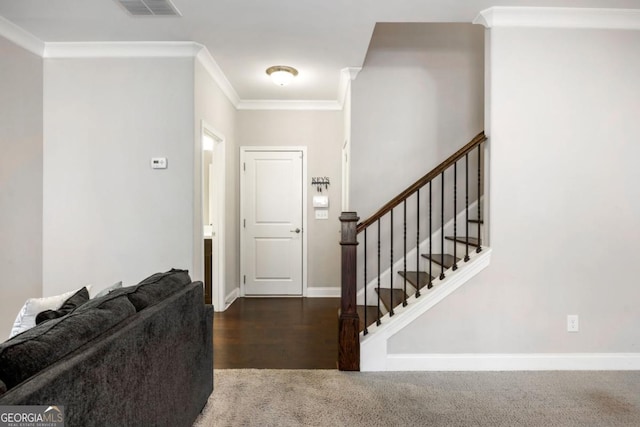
[384, 353, 640, 371]
[356, 199, 484, 308]
[360, 248, 492, 372]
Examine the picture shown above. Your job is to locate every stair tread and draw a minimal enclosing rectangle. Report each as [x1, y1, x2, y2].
[421, 253, 460, 269]
[357, 305, 380, 332]
[445, 236, 480, 246]
[398, 271, 433, 290]
[376, 288, 407, 312]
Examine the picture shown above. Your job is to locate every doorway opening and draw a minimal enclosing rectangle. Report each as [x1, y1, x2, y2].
[201, 121, 226, 311]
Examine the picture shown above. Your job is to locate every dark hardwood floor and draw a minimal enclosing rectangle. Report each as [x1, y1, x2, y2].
[213, 297, 339, 369]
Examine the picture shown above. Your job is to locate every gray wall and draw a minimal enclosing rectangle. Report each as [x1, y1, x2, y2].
[236, 110, 343, 290]
[43, 58, 195, 296]
[351, 23, 485, 220]
[390, 27, 640, 354]
[351, 23, 485, 284]
[194, 59, 239, 302]
[0, 36, 43, 338]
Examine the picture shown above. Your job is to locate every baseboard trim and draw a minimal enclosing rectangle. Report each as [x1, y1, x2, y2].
[307, 287, 340, 298]
[224, 288, 239, 310]
[385, 353, 640, 371]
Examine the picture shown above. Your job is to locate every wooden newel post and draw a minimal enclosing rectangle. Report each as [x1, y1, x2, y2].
[338, 212, 360, 371]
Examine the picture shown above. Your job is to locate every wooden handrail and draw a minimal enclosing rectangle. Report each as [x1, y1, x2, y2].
[356, 131, 486, 233]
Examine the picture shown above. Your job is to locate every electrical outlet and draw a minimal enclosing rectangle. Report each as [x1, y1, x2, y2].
[567, 315, 579, 332]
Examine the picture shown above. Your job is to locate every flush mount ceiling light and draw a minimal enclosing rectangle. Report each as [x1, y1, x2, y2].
[266, 66, 299, 87]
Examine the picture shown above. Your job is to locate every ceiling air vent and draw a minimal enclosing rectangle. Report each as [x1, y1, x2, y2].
[117, 0, 181, 16]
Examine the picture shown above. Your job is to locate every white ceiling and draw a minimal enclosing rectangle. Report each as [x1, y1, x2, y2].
[1, 0, 638, 102]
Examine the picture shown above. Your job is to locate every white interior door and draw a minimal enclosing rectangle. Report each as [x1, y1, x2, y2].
[242, 149, 304, 295]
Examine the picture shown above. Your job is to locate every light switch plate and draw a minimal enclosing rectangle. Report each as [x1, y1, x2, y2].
[315, 209, 329, 220]
[313, 195, 329, 208]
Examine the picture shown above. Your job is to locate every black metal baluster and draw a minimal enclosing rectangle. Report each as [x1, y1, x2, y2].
[465, 153, 470, 262]
[429, 181, 433, 289]
[415, 189, 421, 299]
[453, 161, 458, 270]
[389, 209, 394, 316]
[377, 219, 381, 325]
[363, 228, 368, 335]
[403, 200, 407, 306]
[477, 144, 482, 253]
[440, 172, 445, 280]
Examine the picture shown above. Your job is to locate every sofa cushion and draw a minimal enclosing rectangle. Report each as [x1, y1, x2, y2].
[35, 287, 90, 325]
[0, 293, 136, 391]
[112, 269, 191, 311]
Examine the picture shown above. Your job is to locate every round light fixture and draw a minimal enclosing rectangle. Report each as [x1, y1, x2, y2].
[266, 65, 298, 86]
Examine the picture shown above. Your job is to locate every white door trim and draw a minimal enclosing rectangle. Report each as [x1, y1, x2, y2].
[201, 121, 226, 311]
[341, 139, 350, 211]
[240, 146, 308, 297]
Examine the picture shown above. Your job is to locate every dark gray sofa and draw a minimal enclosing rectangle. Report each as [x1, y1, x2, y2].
[0, 269, 213, 427]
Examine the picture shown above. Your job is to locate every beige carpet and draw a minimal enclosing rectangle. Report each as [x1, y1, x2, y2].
[194, 369, 640, 427]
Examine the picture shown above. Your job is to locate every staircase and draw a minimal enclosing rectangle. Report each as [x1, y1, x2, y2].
[338, 132, 490, 371]
[357, 212, 484, 334]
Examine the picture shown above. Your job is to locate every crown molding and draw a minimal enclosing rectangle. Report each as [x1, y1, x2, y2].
[43, 41, 201, 58]
[41, 41, 242, 107]
[236, 99, 341, 111]
[235, 67, 361, 111]
[194, 45, 241, 108]
[0, 15, 45, 56]
[474, 7, 640, 30]
[337, 67, 362, 109]
[41, 41, 345, 111]
[0, 13, 349, 112]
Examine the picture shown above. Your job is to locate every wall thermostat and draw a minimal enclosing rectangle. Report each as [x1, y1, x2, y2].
[151, 157, 168, 169]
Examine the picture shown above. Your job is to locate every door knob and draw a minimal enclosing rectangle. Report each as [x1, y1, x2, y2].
[290, 228, 301, 233]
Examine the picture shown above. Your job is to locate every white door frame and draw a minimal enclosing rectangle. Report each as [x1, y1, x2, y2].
[341, 139, 350, 211]
[240, 146, 308, 297]
[201, 121, 226, 311]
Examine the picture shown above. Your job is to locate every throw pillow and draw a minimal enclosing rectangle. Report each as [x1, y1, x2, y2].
[93, 281, 123, 299]
[35, 287, 90, 325]
[8, 286, 92, 339]
[0, 292, 136, 391]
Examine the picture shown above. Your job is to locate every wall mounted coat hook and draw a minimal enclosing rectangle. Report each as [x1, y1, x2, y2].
[311, 177, 330, 193]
